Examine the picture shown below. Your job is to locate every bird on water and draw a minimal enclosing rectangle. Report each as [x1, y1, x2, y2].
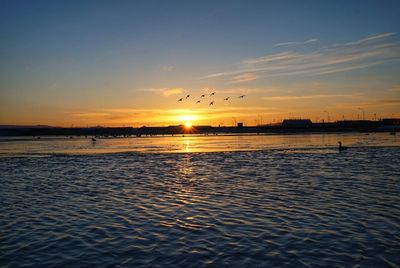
[338, 141, 348, 151]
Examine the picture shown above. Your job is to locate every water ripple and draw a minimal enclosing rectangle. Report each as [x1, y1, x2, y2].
[1, 147, 400, 267]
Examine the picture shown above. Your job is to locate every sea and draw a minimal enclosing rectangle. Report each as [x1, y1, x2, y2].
[1, 133, 399, 267]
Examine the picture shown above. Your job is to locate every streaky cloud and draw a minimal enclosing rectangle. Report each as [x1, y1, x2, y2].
[242, 52, 302, 65]
[202, 32, 400, 82]
[231, 73, 258, 83]
[263, 93, 360, 101]
[274, 38, 318, 47]
[340, 32, 396, 46]
[334, 98, 400, 109]
[136, 87, 185, 96]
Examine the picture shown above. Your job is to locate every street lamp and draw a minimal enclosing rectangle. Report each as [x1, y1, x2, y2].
[323, 110, 330, 123]
[358, 108, 365, 120]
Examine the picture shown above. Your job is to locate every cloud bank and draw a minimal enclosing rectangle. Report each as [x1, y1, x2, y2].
[203, 32, 400, 83]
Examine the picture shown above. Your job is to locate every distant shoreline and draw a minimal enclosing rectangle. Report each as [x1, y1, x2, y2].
[1, 120, 399, 137]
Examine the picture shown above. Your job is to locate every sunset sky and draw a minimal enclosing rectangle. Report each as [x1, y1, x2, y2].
[1, 0, 399, 127]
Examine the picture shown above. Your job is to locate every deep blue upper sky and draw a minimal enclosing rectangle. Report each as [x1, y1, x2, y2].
[2, 1, 399, 62]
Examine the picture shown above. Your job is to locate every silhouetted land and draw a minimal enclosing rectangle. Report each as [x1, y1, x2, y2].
[1, 119, 399, 137]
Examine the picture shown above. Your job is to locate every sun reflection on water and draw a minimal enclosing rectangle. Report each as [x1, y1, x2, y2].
[183, 138, 192, 153]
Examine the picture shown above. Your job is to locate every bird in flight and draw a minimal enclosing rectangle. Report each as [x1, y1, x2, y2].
[186, 95, 190, 99]
[210, 92, 216, 96]
[201, 94, 205, 98]
[239, 95, 245, 98]
[209, 101, 214, 106]
[224, 97, 230, 101]
[196, 100, 201, 104]
[178, 98, 183, 102]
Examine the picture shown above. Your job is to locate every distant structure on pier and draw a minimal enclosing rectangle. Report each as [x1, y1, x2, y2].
[380, 118, 400, 125]
[282, 119, 312, 128]
[336, 120, 375, 127]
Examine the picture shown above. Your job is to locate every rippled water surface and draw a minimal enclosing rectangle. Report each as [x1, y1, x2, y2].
[1, 134, 400, 267]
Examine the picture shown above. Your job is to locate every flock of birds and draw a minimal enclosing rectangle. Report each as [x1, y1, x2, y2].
[177, 91, 245, 106]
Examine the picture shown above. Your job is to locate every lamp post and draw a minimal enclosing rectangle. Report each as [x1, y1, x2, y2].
[358, 108, 365, 120]
[323, 110, 330, 123]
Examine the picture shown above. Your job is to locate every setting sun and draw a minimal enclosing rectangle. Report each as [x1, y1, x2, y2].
[178, 114, 198, 122]
[175, 112, 201, 127]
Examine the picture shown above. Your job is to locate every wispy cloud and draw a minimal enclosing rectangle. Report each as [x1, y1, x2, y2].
[159, 64, 174, 72]
[274, 38, 318, 47]
[334, 98, 400, 109]
[137, 87, 185, 96]
[389, 84, 400, 92]
[203, 32, 400, 82]
[231, 73, 258, 83]
[263, 93, 361, 101]
[69, 106, 279, 126]
[340, 32, 396, 46]
[162, 87, 185, 96]
[70, 112, 109, 118]
[242, 51, 302, 66]
[215, 87, 273, 94]
[378, 98, 400, 104]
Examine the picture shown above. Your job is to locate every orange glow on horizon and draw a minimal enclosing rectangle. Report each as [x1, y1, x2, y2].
[177, 113, 200, 123]
[1, 102, 399, 127]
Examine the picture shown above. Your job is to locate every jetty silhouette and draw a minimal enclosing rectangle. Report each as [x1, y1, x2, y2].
[1, 118, 399, 137]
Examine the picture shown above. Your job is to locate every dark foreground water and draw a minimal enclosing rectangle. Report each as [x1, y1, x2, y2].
[1, 136, 400, 267]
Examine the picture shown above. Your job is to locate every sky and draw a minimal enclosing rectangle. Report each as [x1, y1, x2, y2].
[1, 0, 400, 127]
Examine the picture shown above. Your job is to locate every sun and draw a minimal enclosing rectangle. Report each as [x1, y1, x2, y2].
[184, 122, 192, 129]
[176, 112, 199, 128]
